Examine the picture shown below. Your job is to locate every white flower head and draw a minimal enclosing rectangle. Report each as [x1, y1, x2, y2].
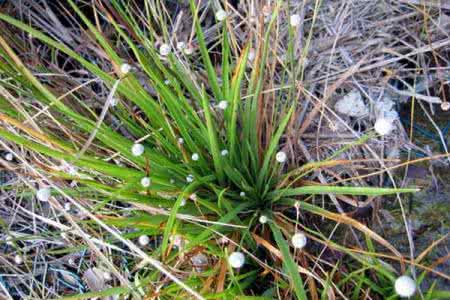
[221, 149, 229, 156]
[186, 174, 194, 183]
[290, 14, 301, 27]
[395, 275, 416, 298]
[120, 63, 131, 74]
[64, 202, 72, 211]
[170, 179, 175, 184]
[275, 151, 287, 163]
[248, 49, 256, 61]
[5, 152, 13, 161]
[36, 187, 51, 202]
[177, 137, 184, 145]
[138, 235, 150, 246]
[441, 101, 450, 111]
[291, 232, 307, 249]
[191, 153, 199, 161]
[103, 271, 112, 282]
[189, 193, 197, 200]
[141, 177, 151, 187]
[374, 118, 394, 136]
[180, 198, 187, 206]
[176, 42, 186, 51]
[131, 143, 145, 156]
[228, 251, 245, 268]
[218, 100, 228, 110]
[6, 236, 13, 245]
[14, 254, 23, 265]
[183, 46, 194, 56]
[215, 9, 228, 21]
[110, 97, 119, 107]
[239, 191, 246, 197]
[259, 215, 268, 224]
[159, 43, 171, 56]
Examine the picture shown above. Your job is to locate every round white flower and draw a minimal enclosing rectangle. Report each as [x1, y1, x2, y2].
[14, 254, 23, 265]
[259, 215, 268, 224]
[138, 235, 150, 246]
[64, 202, 72, 211]
[291, 232, 307, 249]
[189, 193, 197, 200]
[218, 100, 228, 110]
[141, 177, 151, 187]
[120, 63, 131, 74]
[183, 46, 194, 56]
[374, 118, 394, 136]
[215, 9, 228, 21]
[275, 151, 287, 163]
[221, 149, 229, 156]
[131, 143, 145, 156]
[441, 101, 450, 111]
[177, 138, 184, 145]
[103, 271, 112, 282]
[228, 251, 245, 268]
[176, 42, 186, 51]
[191, 153, 199, 161]
[248, 49, 256, 61]
[36, 187, 51, 202]
[186, 174, 194, 183]
[395, 275, 416, 298]
[159, 44, 171, 56]
[110, 97, 119, 107]
[290, 14, 301, 27]
[180, 198, 187, 206]
[5, 152, 13, 161]
[239, 191, 246, 197]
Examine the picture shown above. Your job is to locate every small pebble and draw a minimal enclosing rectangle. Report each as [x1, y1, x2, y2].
[5, 152, 13, 161]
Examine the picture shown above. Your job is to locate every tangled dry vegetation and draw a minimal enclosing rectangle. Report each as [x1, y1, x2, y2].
[0, 0, 449, 299]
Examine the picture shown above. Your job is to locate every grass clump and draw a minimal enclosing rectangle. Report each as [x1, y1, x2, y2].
[0, 1, 447, 299]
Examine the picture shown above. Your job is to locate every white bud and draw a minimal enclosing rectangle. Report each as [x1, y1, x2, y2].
[221, 149, 229, 156]
[141, 177, 151, 187]
[14, 254, 23, 265]
[395, 275, 416, 298]
[120, 63, 131, 74]
[176, 42, 186, 51]
[5, 152, 13, 161]
[248, 49, 256, 61]
[290, 14, 301, 27]
[239, 191, 246, 197]
[64, 202, 72, 211]
[36, 187, 51, 202]
[183, 46, 194, 56]
[191, 153, 199, 161]
[275, 151, 287, 163]
[228, 251, 245, 268]
[164, 79, 170, 85]
[177, 138, 184, 144]
[292, 232, 307, 249]
[6, 236, 13, 245]
[218, 100, 228, 110]
[189, 193, 197, 200]
[103, 271, 112, 282]
[159, 44, 171, 56]
[215, 9, 228, 21]
[441, 102, 450, 111]
[186, 174, 194, 183]
[138, 235, 150, 246]
[259, 215, 268, 224]
[110, 97, 119, 107]
[374, 118, 394, 136]
[180, 198, 187, 206]
[131, 143, 145, 156]
[170, 179, 175, 184]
